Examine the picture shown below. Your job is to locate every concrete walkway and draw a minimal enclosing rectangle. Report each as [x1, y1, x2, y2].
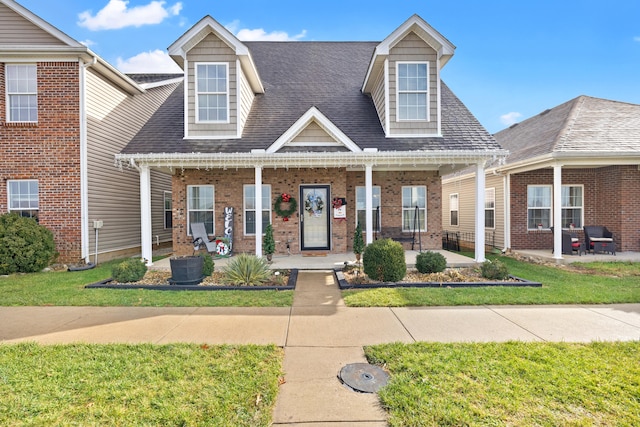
[1, 272, 640, 425]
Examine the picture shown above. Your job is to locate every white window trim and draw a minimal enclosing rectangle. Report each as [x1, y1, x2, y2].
[356, 186, 381, 232]
[187, 185, 215, 236]
[243, 184, 272, 236]
[561, 184, 584, 229]
[396, 61, 429, 122]
[194, 62, 229, 124]
[449, 193, 459, 227]
[7, 179, 39, 215]
[485, 188, 495, 229]
[163, 191, 172, 229]
[6, 64, 38, 123]
[401, 185, 427, 232]
[527, 185, 552, 230]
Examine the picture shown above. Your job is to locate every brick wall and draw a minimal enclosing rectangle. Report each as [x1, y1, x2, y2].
[0, 62, 82, 262]
[510, 166, 640, 251]
[171, 168, 442, 255]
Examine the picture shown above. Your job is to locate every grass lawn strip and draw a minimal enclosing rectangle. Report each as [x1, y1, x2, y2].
[366, 341, 640, 426]
[0, 343, 283, 426]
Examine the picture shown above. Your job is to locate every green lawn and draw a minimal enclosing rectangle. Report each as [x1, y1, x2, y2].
[0, 343, 283, 426]
[366, 341, 640, 426]
[0, 259, 292, 307]
[343, 257, 640, 307]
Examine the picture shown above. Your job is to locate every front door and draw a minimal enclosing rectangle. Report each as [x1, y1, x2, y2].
[300, 185, 330, 250]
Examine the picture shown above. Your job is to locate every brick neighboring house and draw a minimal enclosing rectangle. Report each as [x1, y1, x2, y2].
[117, 14, 506, 264]
[442, 95, 640, 258]
[0, 0, 179, 264]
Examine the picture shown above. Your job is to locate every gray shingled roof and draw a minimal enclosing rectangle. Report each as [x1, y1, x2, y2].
[122, 42, 499, 155]
[126, 73, 183, 84]
[495, 96, 640, 165]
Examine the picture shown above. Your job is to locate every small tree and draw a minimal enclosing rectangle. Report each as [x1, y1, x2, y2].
[263, 224, 275, 260]
[353, 222, 364, 260]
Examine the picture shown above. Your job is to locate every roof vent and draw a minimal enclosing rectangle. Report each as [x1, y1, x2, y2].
[509, 123, 519, 129]
[539, 109, 551, 116]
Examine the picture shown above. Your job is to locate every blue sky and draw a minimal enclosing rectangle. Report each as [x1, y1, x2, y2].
[17, 0, 640, 133]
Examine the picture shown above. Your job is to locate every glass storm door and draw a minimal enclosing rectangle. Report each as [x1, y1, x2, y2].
[300, 185, 330, 250]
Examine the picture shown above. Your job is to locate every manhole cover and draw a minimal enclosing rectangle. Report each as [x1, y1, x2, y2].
[338, 363, 390, 393]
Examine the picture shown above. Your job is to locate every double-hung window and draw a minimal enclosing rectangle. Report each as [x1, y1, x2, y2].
[8, 180, 39, 219]
[485, 188, 495, 229]
[402, 186, 426, 232]
[449, 193, 459, 226]
[527, 185, 551, 229]
[561, 185, 583, 228]
[397, 62, 428, 121]
[196, 63, 228, 122]
[6, 64, 38, 123]
[355, 186, 381, 232]
[187, 185, 214, 235]
[244, 184, 271, 235]
[164, 191, 172, 229]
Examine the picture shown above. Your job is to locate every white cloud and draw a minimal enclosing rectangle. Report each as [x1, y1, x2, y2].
[500, 111, 522, 126]
[79, 39, 96, 47]
[634, 36, 640, 42]
[78, 0, 182, 31]
[116, 49, 182, 73]
[225, 20, 306, 41]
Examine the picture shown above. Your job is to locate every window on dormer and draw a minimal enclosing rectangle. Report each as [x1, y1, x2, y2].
[397, 62, 428, 121]
[196, 63, 228, 122]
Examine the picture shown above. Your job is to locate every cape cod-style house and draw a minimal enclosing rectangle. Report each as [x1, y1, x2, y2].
[0, 0, 178, 264]
[117, 14, 506, 264]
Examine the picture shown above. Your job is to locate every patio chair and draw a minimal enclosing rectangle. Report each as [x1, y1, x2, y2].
[550, 227, 583, 255]
[583, 226, 615, 255]
[191, 222, 217, 253]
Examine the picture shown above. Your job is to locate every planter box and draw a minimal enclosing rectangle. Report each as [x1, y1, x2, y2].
[169, 256, 204, 285]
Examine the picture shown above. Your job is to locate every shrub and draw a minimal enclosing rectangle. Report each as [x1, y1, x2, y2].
[480, 259, 509, 280]
[200, 253, 215, 276]
[112, 258, 148, 283]
[223, 253, 272, 286]
[353, 222, 364, 255]
[362, 238, 406, 282]
[0, 213, 56, 274]
[416, 251, 447, 274]
[263, 224, 275, 255]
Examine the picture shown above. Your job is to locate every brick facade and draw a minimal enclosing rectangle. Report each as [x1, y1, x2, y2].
[0, 62, 82, 262]
[171, 168, 443, 256]
[510, 166, 640, 252]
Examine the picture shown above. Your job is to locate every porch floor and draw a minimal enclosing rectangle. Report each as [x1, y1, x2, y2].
[513, 250, 640, 265]
[149, 249, 476, 271]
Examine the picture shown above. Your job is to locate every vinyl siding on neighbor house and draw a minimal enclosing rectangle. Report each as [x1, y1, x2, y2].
[186, 33, 237, 137]
[442, 174, 505, 249]
[0, 3, 64, 46]
[85, 69, 177, 258]
[388, 32, 438, 136]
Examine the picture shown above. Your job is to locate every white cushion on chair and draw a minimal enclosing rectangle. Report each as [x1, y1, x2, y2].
[589, 237, 613, 242]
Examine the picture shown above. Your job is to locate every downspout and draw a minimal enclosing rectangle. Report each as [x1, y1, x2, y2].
[80, 55, 97, 264]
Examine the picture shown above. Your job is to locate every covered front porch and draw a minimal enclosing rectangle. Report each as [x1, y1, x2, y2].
[149, 249, 476, 271]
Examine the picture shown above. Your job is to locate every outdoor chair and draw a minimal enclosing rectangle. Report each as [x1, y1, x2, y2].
[550, 227, 583, 255]
[583, 226, 615, 255]
[191, 222, 217, 253]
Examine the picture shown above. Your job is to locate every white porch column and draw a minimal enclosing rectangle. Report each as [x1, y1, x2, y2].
[365, 164, 374, 244]
[553, 165, 563, 260]
[139, 164, 153, 266]
[474, 161, 486, 263]
[255, 166, 263, 257]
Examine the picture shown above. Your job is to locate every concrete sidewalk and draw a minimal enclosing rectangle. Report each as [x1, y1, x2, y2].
[1, 271, 640, 426]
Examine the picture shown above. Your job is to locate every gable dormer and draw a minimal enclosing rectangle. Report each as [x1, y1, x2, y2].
[168, 16, 264, 140]
[362, 14, 455, 138]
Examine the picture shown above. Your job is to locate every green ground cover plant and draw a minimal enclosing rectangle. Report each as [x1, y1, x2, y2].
[366, 341, 640, 426]
[0, 258, 292, 307]
[0, 343, 283, 426]
[343, 256, 640, 306]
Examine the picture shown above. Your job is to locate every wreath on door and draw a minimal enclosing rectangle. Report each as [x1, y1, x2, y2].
[274, 193, 297, 221]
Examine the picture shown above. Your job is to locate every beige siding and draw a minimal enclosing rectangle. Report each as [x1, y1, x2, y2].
[186, 33, 237, 137]
[238, 65, 254, 133]
[388, 32, 438, 135]
[86, 69, 178, 257]
[442, 174, 506, 249]
[371, 67, 386, 132]
[292, 121, 336, 143]
[0, 4, 66, 46]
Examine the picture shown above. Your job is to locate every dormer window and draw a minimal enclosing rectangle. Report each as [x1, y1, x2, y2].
[397, 62, 428, 121]
[196, 63, 228, 123]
